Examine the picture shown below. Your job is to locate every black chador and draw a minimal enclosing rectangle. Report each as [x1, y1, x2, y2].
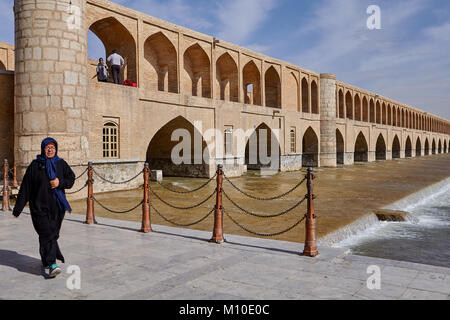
[13, 138, 75, 268]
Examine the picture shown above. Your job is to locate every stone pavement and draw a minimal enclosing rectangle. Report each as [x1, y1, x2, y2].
[0, 209, 449, 300]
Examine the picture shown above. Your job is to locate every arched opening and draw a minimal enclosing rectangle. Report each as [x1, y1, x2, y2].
[354, 132, 368, 162]
[301, 78, 309, 113]
[311, 80, 319, 114]
[375, 134, 386, 160]
[183, 43, 211, 98]
[0, 61, 5, 71]
[392, 135, 401, 159]
[432, 139, 436, 154]
[336, 129, 344, 165]
[438, 140, 442, 154]
[387, 104, 392, 125]
[393, 107, 397, 127]
[216, 53, 238, 102]
[144, 32, 178, 93]
[346, 91, 353, 120]
[265, 66, 281, 109]
[376, 101, 381, 124]
[243, 61, 261, 106]
[338, 89, 344, 118]
[416, 138, 421, 157]
[302, 127, 319, 167]
[89, 17, 137, 83]
[405, 136, 412, 158]
[382, 103, 386, 125]
[146, 116, 210, 177]
[354, 94, 361, 121]
[285, 72, 299, 111]
[397, 108, 401, 126]
[362, 97, 368, 122]
[370, 99, 375, 123]
[245, 123, 280, 170]
[424, 139, 430, 155]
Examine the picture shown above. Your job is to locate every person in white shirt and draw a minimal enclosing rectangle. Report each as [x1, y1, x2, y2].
[107, 50, 125, 84]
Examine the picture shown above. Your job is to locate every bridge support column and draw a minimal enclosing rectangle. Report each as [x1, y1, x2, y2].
[319, 74, 337, 167]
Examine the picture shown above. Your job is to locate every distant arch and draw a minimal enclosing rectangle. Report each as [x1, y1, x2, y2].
[362, 97, 368, 122]
[346, 91, 353, 120]
[405, 136, 412, 158]
[438, 140, 442, 154]
[376, 101, 381, 124]
[245, 123, 280, 170]
[144, 31, 178, 93]
[392, 135, 401, 159]
[432, 139, 436, 154]
[424, 138, 430, 155]
[354, 94, 361, 121]
[285, 72, 299, 111]
[416, 137, 422, 157]
[354, 132, 369, 162]
[216, 52, 239, 102]
[336, 129, 345, 165]
[301, 78, 309, 113]
[302, 127, 319, 167]
[265, 66, 281, 108]
[375, 134, 386, 160]
[243, 61, 261, 106]
[370, 99, 375, 123]
[382, 103, 386, 125]
[387, 104, 392, 126]
[338, 89, 344, 118]
[183, 43, 211, 98]
[311, 80, 319, 114]
[444, 140, 448, 153]
[89, 17, 138, 83]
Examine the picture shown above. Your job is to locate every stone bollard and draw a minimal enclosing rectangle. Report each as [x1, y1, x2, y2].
[302, 167, 319, 257]
[210, 164, 224, 243]
[2, 159, 10, 211]
[84, 162, 97, 224]
[140, 163, 152, 233]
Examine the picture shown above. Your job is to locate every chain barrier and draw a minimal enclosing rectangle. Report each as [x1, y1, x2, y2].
[224, 208, 306, 237]
[154, 173, 217, 194]
[93, 196, 143, 214]
[66, 180, 89, 195]
[222, 189, 307, 218]
[74, 167, 88, 181]
[223, 174, 306, 201]
[151, 204, 214, 227]
[150, 187, 216, 210]
[92, 167, 143, 185]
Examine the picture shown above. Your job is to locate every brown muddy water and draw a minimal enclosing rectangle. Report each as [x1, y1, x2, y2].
[68, 154, 450, 244]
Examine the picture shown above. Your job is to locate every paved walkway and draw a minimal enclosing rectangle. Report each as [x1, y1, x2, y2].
[0, 209, 449, 300]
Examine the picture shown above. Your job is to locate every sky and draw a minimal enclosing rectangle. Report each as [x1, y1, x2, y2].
[1, 0, 449, 120]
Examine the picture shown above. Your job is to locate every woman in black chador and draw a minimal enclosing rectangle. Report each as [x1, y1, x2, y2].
[13, 137, 75, 278]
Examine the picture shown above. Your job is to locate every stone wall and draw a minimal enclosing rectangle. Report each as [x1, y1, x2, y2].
[0, 42, 15, 71]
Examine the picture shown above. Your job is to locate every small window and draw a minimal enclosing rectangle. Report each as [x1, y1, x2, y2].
[290, 128, 296, 153]
[103, 122, 119, 158]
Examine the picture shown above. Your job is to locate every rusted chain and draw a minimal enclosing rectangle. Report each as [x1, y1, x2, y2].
[93, 196, 143, 214]
[154, 173, 217, 194]
[223, 174, 306, 201]
[222, 189, 307, 218]
[150, 187, 216, 210]
[74, 167, 89, 181]
[151, 204, 214, 227]
[224, 208, 306, 237]
[92, 168, 143, 185]
[66, 180, 88, 195]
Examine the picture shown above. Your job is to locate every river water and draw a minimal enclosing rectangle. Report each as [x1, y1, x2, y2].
[69, 154, 450, 266]
[333, 178, 450, 268]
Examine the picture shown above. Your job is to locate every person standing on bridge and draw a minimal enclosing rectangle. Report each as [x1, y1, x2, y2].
[12, 138, 75, 278]
[96, 57, 109, 82]
[107, 49, 125, 84]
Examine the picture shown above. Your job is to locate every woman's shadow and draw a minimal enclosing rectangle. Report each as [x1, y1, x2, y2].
[0, 250, 49, 279]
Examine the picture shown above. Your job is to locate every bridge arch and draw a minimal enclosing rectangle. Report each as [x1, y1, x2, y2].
[0, 60, 5, 70]
[265, 66, 281, 109]
[302, 127, 319, 167]
[382, 102, 386, 125]
[392, 135, 401, 159]
[245, 122, 281, 170]
[243, 60, 261, 106]
[375, 133, 387, 160]
[354, 131, 369, 162]
[336, 128, 344, 164]
[405, 136, 412, 158]
[285, 72, 299, 111]
[345, 91, 353, 120]
[311, 80, 319, 114]
[438, 139, 442, 154]
[89, 16, 137, 83]
[424, 138, 430, 155]
[301, 78, 309, 113]
[143, 31, 178, 93]
[183, 43, 211, 98]
[146, 116, 211, 177]
[416, 137, 422, 157]
[376, 101, 381, 124]
[216, 52, 239, 102]
[338, 89, 344, 118]
[362, 96, 368, 122]
[432, 139, 436, 154]
[354, 94, 361, 121]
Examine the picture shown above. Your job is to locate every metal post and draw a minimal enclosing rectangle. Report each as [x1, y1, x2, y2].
[210, 164, 224, 243]
[302, 167, 319, 257]
[12, 161, 19, 188]
[84, 162, 97, 224]
[140, 163, 152, 233]
[2, 159, 10, 211]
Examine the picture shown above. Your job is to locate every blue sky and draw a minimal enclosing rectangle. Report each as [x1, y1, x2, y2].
[1, 0, 449, 119]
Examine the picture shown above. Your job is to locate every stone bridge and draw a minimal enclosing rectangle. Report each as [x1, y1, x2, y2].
[0, 0, 449, 192]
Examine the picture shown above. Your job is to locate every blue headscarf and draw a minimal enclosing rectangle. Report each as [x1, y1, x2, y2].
[36, 137, 72, 213]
